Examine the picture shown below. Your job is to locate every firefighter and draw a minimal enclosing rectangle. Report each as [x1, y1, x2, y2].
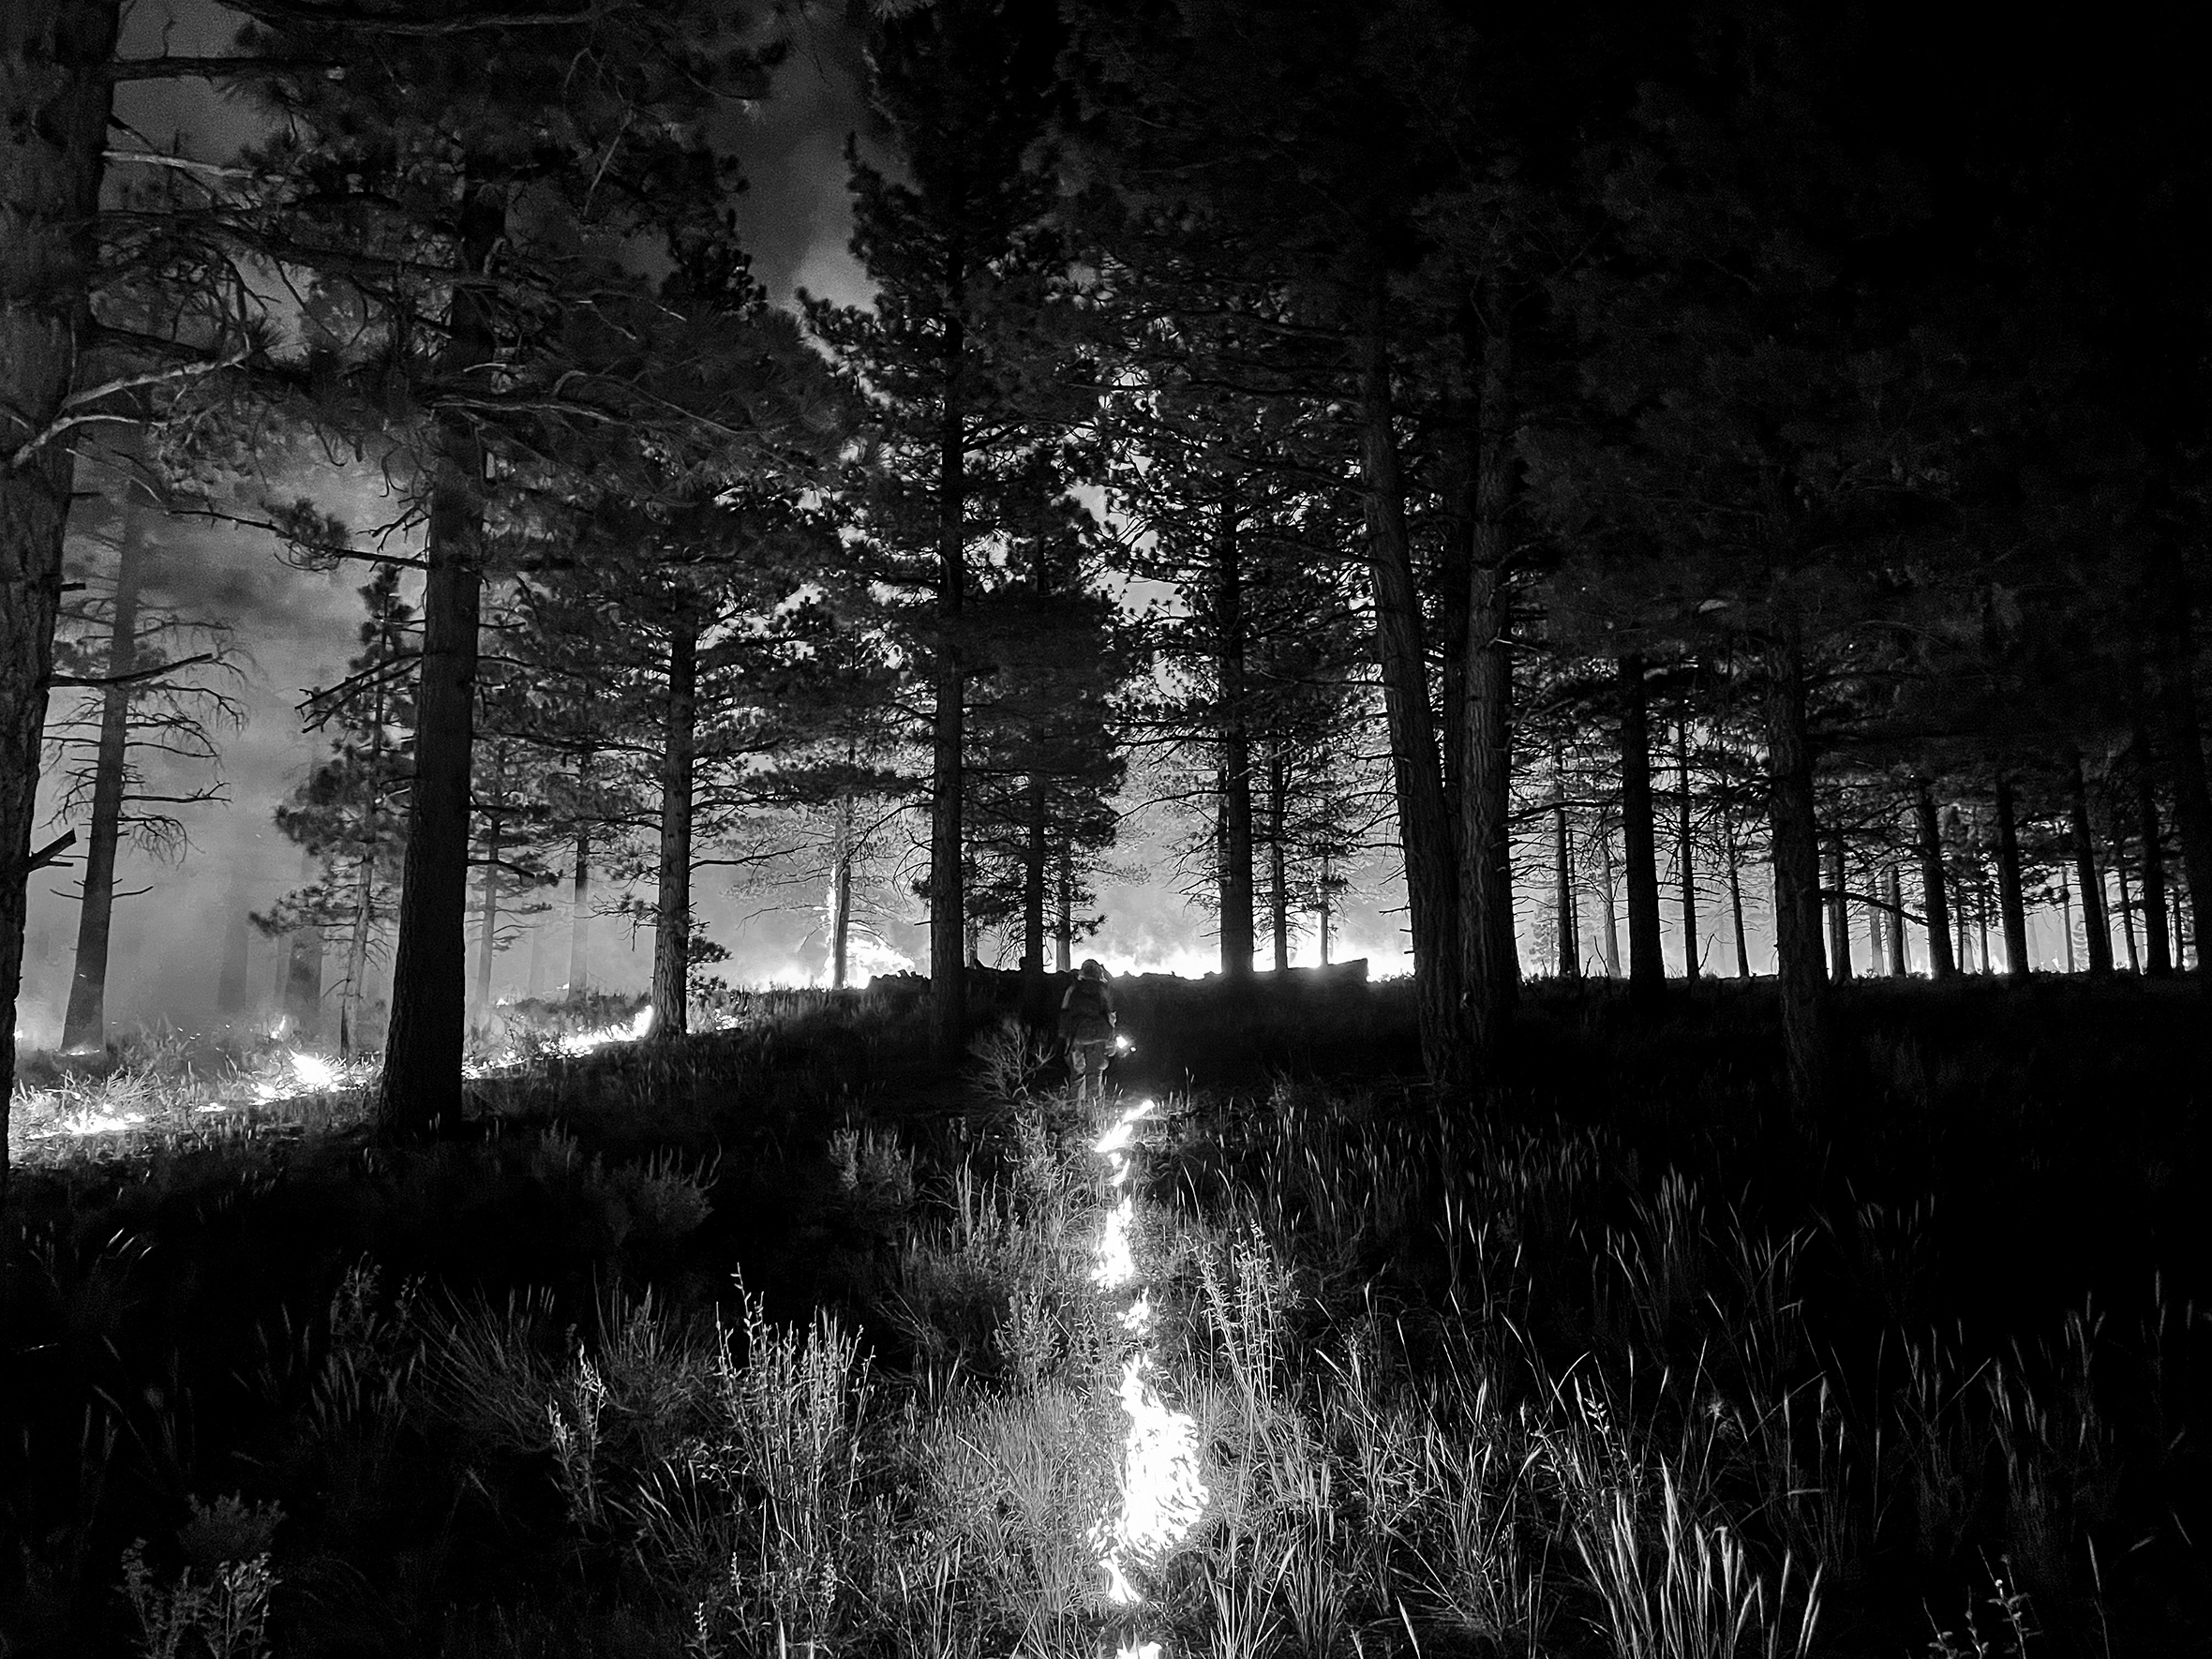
[1058, 958, 1118, 1106]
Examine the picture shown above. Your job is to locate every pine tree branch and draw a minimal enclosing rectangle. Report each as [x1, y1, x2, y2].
[24, 832, 78, 874]
[7, 352, 250, 470]
[105, 56, 338, 82]
[50, 653, 221, 689]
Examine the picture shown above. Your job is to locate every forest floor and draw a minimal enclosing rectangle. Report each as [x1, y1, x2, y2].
[3, 971, 2208, 1659]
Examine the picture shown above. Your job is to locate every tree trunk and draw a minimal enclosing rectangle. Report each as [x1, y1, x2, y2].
[1866, 895, 1884, 977]
[2065, 746, 2113, 975]
[1886, 865, 1908, 975]
[473, 743, 506, 1018]
[1993, 771, 2030, 979]
[1764, 628, 1831, 1117]
[1456, 342, 1519, 1049]
[2148, 536, 2212, 978]
[1552, 740, 1577, 978]
[1318, 852, 1334, 966]
[650, 619, 696, 1039]
[341, 849, 375, 1054]
[217, 885, 250, 1019]
[1268, 740, 1290, 971]
[285, 847, 324, 1039]
[929, 284, 968, 1062]
[1617, 654, 1666, 1002]
[60, 508, 145, 1053]
[567, 821, 590, 996]
[1357, 284, 1462, 1079]
[1, 0, 122, 1204]
[339, 664, 389, 1054]
[1021, 770, 1047, 1016]
[1676, 711, 1699, 979]
[1825, 833, 1852, 982]
[2136, 738, 2173, 975]
[1054, 848, 1073, 973]
[1724, 811, 1751, 978]
[2061, 876, 2076, 973]
[375, 193, 500, 1139]
[2111, 794, 2141, 973]
[829, 790, 856, 991]
[1215, 486, 1256, 979]
[1598, 824, 1622, 977]
[1912, 780, 1957, 979]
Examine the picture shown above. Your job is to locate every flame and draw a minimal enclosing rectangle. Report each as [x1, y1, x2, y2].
[291, 1052, 341, 1090]
[1085, 1094, 1206, 1620]
[1093, 1192, 1137, 1291]
[1091, 1353, 1209, 1604]
[63, 1109, 146, 1137]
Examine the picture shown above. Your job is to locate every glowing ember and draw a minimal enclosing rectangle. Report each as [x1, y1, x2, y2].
[632, 1004, 656, 1039]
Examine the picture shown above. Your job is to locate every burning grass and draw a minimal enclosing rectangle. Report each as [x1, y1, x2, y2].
[3, 976, 2208, 1658]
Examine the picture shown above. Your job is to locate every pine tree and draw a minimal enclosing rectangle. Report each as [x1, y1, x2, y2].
[805, 0, 1095, 1060]
[46, 487, 244, 1053]
[261, 566, 416, 1054]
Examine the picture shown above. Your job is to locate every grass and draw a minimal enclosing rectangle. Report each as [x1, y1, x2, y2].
[4, 972, 2208, 1657]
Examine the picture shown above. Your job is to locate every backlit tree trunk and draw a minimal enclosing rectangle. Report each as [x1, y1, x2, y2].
[217, 883, 250, 1019]
[1912, 780, 1957, 979]
[1054, 848, 1072, 973]
[2149, 537, 2212, 976]
[1825, 833, 1852, 982]
[1357, 288, 1462, 1080]
[929, 283, 968, 1061]
[1215, 485, 1254, 979]
[831, 791, 856, 992]
[1552, 741, 1577, 979]
[2, 0, 121, 1201]
[1995, 770, 2029, 979]
[1617, 654, 1666, 1002]
[1676, 712, 1699, 979]
[2111, 797, 2141, 972]
[61, 507, 144, 1053]
[1457, 336, 1518, 1050]
[1268, 741, 1290, 972]
[2136, 738, 2172, 975]
[1021, 770, 1047, 1016]
[473, 743, 506, 1017]
[285, 845, 324, 1039]
[1887, 865, 1909, 975]
[567, 807, 591, 995]
[341, 850, 375, 1054]
[1598, 824, 1622, 977]
[1764, 628, 1830, 1117]
[650, 618, 697, 1039]
[339, 663, 389, 1055]
[1723, 810, 1751, 978]
[376, 194, 500, 1139]
[2065, 746, 2113, 976]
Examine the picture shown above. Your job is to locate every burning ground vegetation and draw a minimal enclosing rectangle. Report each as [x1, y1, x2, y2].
[2, 976, 2210, 1659]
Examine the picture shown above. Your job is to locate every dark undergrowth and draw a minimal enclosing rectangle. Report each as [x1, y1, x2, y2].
[2, 970, 2205, 1658]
